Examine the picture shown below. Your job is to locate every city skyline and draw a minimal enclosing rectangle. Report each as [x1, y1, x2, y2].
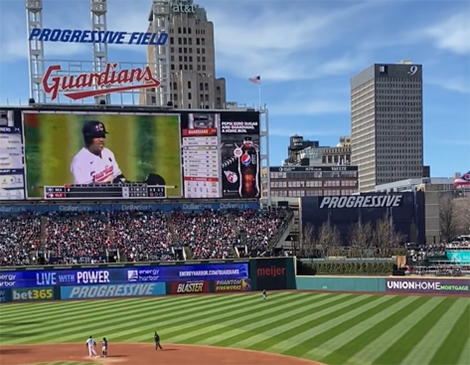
[0, 0, 468, 178]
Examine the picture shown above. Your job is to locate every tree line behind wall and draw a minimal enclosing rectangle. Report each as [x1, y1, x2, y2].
[301, 216, 409, 258]
[439, 195, 470, 243]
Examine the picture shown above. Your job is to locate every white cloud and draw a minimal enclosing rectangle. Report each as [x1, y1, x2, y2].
[270, 99, 349, 116]
[424, 13, 470, 55]
[269, 128, 345, 138]
[210, 1, 381, 81]
[428, 77, 470, 94]
[0, 0, 152, 62]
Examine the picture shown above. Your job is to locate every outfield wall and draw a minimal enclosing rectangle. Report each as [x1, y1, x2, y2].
[0, 257, 296, 303]
[295, 276, 470, 296]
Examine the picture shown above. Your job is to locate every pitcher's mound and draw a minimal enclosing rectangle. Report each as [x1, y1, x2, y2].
[0, 343, 327, 365]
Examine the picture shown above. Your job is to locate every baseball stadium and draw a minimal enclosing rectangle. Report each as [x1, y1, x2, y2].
[1, 1, 470, 365]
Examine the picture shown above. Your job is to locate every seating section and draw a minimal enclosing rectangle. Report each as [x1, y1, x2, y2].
[0, 208, 290, 266]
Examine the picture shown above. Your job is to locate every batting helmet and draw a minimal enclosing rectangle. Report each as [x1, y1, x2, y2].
[83, 120, 108, 143]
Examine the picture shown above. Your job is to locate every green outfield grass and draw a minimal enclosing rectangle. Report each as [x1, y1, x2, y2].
[0, 292, 469, 365]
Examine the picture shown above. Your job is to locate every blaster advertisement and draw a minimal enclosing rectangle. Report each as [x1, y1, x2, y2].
[214, 279, 252, 292]
[171, 281, 209, 294]
[385, 279, 470, 296]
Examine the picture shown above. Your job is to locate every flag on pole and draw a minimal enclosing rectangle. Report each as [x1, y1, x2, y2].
[249, 75, 261, 84]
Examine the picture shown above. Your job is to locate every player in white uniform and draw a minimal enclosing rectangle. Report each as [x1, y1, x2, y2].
[86, 335, 98, 357]
[70, 120, 126, 185]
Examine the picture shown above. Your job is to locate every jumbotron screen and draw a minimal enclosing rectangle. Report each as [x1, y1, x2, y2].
[0, 108, 260, 201]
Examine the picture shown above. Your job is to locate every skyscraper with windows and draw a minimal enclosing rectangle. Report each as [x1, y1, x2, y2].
[141, 0, 226, 109]
[350, 60, 424, 192]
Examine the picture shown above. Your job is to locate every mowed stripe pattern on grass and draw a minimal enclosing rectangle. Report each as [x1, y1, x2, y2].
[0, 292, 468, 365]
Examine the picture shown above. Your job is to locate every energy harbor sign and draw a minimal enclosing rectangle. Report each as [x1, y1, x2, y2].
[29, 28, 168, 46]
[319, 195, 403, 209]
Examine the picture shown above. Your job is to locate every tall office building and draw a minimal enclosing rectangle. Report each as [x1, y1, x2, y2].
[350, 60, 424, 192]
[141, 0, 226, 109]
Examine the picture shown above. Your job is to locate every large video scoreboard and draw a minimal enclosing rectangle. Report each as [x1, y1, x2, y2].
[0, 107, 261, 201]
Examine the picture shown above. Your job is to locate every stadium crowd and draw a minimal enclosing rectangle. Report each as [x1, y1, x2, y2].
[0, 208, 291, 266]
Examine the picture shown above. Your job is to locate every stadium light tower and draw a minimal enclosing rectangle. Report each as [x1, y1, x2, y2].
[150, 0, 171, 106]
[26, 0, 45, 104]
[90, 0, 110, 105]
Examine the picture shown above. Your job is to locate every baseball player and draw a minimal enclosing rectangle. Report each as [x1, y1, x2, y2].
[154, 331, 163, 350]
[101, 337, 108, 358]
[70, 120, 126, 185]
[262, 289, 267, 301]
[85, 335, 98, 357]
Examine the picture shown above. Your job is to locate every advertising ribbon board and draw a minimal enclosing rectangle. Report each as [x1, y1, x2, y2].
[385, 279, 470, 296]
[171, 281, 209, 294]
[11, 287, 55, 302]
[214, 279, 251, 292]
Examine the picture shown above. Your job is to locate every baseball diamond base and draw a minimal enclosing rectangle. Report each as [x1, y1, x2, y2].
[0, 343, 327, 365]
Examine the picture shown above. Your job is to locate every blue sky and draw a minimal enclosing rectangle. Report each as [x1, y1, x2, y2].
[0, 0, 469, 177]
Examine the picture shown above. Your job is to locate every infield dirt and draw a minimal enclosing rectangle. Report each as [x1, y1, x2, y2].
[0, 343, 327, 365]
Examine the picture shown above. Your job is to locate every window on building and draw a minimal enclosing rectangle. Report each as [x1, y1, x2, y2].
[183, 38, 187, 45]
[173, 93, 178, 100]
[170, 37, 174, 45]
[183, 27, 186, 34]
[171, 56, 174, 62]
[189, 64, 193, 70]
[187, 81, 191, 89]
[171, 64, 175, 70]
[178, 27, 181, 33]
[184, 64, 188, 70]
[197, 48, 200, 54]
[197, 65, 201, 71]
[202, 48, 205, 54]
[171, 47, 174, 53]
[188, 28, 192, 34]
[189, 48, 193, 53]
[196, 38, 200, 45]
[204, 83, 208, 91]
[199, 83, 203, 91]
[202, 65, 206, 71]
[184, 56, 188, 62]
[202, 57, 206, 63]
[188, 38, 192, 45]
[183, 47, 187, 53]
[178, 38, 182, 45]
[189, 56, 193, 62]
[173, 82, 177, 90]
[178, 56, 182, 62]
[188, 92, 192, 100]
[188, 103, 192, 108]
[179, 64, 183, 70]
[201, 38, 205, 45]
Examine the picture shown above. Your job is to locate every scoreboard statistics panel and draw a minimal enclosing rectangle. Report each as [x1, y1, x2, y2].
[0, 107, 261, 201]
[0, 109, 25, 200]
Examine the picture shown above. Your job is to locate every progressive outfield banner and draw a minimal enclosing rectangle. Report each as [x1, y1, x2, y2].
[385, 278, 470, 296]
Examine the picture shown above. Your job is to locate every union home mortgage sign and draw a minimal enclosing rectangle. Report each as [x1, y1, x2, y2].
[42, 63, 161, 101]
